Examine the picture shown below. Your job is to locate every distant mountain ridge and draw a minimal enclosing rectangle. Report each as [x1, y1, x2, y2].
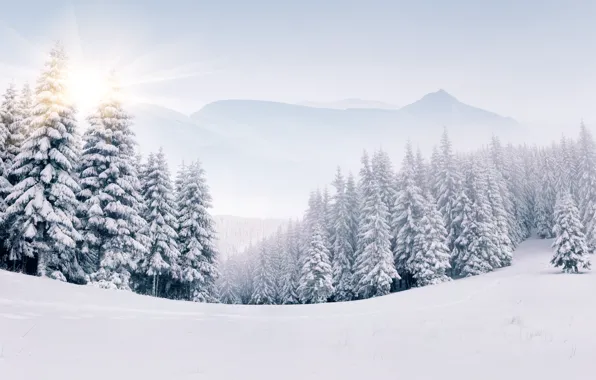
[131, 90, 521, 218]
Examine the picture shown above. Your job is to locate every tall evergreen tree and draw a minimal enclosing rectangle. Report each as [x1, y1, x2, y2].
[17, 83, 33, 139]
[353, 152, 398, 298]
[250, 241, 276, 305]
[392, 143, 426, 287]
[176, 160, 219, 302]
[410, 194, 451, 286]
[139, 148, 180, 296]
[77, 78, 148, 289]
[3, 43, 83, 282]
[0, 83, 25, 173]
[280, 220, 300, 304]
[298, 222, 334, 303]
[551, 191, 591, 273]
[218, 259, 241, 304]
[330, 168, 354, 301]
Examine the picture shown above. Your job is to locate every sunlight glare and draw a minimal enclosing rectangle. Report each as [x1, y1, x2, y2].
[66, 66, 112, 113]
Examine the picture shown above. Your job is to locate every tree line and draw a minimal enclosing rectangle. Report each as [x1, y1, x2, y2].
[0, 43, 219, 302]
[218, 125, 596, 304]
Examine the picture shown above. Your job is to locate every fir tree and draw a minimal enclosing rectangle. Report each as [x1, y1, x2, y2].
[77, 78, 148, 290]
[392, 143, 426, 287]
[551, 191, 591, 273]
[139, 148, 180, 296]
[218, 259, 241, 304]
[353, 152, 398, 298]
[330, 168, 354, 301]
[298, 222, 334, 303]
[250, 241, 276, 305]
[410, 194, 451, 286]
[176, 160, 219, 302]
[17, 83, 33, 139]
[0, 83, 25, 173]
[486, 159, 513, 267]
[3, 43, 83, 282]
[280, 220, 301, 304]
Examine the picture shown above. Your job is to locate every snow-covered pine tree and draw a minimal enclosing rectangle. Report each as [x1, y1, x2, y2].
[485, 158, 513, 267]
[0, 83, 25, 174]
[353, 151, 398, 298]
[410, 194, 451, 286]
[392, 143, 426, 287]
[460, 155, 501, 275]
[138, 148, 180, 297]
[535, 148, 557, 239]
[218, 259, 241, 304]
[176, 160, 219, 302]
[77, 77, 148, 290]
[450, 185, 475, 277]
[551, 190, 591, 273]
[298, 222, 334, 303]
[330, 167, 354, 302]
[17, 83, 33, 140]
[250, 241, 276, 305]
[3, 43, 83, 282]
[270, 226, 287, 303]
[435, 128, 462, 251]
[345, 172, 360, 257]
[280, 220, 300, 304]
[372, 149, 396, 218]
[414, 147, 428, 192]
[577, 122, 596, 233]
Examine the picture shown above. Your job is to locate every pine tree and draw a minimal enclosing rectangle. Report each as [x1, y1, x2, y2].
[280, 220, 300, 304]
[330, 168, 354, 301]
[551, 191, 591, 273]
[77, 78, 148, 290]
[372, 149, 396, 217]
[176, 160, 219, 302]
[0, 83, 25, 174]
[218, 259, 241, 304]
[298, 222, 334, 303]
[435, 128, 462, 251]
[410, 194, 451, 286]
[139, 148, 180, 297]
[535, 149, 557, 239]
[250, 241, 276, 305]
[17, 83, 33, 140]
[450, 186, 475, 276]
[353, 152, 398, 298]
[459, 156, 501, 275]
[3, 43, 83, 282]
[345, 172, 360, 257]
[486, 159, 513, 267]
[392, 143, 426, 287]
[577, 122, 596, 234]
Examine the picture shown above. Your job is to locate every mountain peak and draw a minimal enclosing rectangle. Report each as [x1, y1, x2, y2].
[418, 89, 459, 104]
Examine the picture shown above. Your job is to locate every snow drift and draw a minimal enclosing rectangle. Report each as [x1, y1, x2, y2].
[0, 237, 594, 380]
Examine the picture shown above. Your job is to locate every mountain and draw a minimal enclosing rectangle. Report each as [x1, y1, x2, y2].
[130, 90, 521, 218]
[299, 98, 399, 110]
[1, 238, 593, 380]
[400, 89, 518, 128]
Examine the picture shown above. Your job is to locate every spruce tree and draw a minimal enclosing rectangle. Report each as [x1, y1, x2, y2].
[77, 78, 148, 290]
[486, 159, 513, 267]
[280, 220, 300, 304]
[218, 259, 241, 304]
[410, 194, 451, 286]
[353, 152, 398, 298]
[0, 83, 25, 173]
[392, 143, 426, 287]
[17, 83, 33, 139]
[250, 241, 276, 304]
[551, 191, 591, 273]
[3, 43, 83, 282]
[139, 148, 180, 296]
[176, 160, 219, 302]
[330, 168, 354, 301]
[435, 128, 462, 251]
[450, 186, 475, 276]
[298, 222, 334, 304]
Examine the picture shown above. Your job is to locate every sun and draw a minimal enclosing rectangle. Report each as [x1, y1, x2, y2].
[66, 66, 113, 114]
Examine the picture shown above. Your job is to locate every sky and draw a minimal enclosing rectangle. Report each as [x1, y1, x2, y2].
[0, 0, 595, 125]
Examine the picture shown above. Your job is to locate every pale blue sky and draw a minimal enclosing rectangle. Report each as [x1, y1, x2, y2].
[1, 0, 595, 124]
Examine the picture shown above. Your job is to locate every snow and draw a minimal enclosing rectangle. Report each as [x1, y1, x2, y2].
[0, 237, 594, 379]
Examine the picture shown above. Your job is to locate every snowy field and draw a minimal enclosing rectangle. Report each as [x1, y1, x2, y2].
[1, 237, 595, 380]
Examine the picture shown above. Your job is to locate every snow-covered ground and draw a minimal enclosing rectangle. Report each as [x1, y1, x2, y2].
[1, 237, 594, 379]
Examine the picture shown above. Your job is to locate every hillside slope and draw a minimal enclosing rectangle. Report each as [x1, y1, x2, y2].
[1, 238, 593, 380]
